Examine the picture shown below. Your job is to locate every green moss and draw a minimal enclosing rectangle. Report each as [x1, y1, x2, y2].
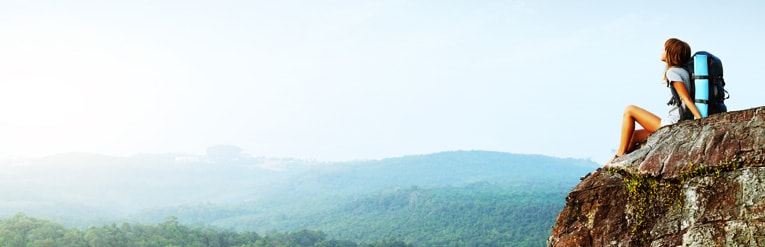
[608, 157, 745, 240]
[620, 173, 682, 235]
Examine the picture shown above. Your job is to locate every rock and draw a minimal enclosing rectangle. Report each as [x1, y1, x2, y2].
[548, 106, 765, 247]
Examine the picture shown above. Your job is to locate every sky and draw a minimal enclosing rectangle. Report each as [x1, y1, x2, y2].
[1, 0, 764, 163]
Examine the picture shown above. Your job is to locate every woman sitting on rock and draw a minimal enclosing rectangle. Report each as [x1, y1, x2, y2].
[611, 38, 702, 161]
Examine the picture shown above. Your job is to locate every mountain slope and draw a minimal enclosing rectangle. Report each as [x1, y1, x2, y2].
[283, 150, 598, 196]
[137, 151, 598, 246]
[2, 150, 599, 246]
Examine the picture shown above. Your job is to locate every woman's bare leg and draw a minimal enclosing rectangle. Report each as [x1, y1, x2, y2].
[617, 105, 661, 156]
[628, 129, 651, 150]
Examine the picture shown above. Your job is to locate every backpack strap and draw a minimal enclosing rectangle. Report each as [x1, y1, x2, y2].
[666, 67, 695, 121]
[666, 67, 693, 105]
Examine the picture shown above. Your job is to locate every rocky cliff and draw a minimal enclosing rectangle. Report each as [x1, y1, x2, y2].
[548, 106, 765, 246]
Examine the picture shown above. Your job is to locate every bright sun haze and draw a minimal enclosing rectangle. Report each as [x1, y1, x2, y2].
[1, 1, 764, 162]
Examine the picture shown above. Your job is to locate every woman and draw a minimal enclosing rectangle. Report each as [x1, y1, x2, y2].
[612, 38, 701, 159]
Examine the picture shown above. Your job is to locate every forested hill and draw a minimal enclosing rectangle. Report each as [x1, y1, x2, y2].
[287, 151, 598, 194]
[0, 150, 599, 246]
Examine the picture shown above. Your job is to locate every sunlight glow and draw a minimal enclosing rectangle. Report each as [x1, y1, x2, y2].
[0, 77, 84, 127]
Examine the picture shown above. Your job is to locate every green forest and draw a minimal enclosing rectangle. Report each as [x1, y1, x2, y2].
[314, 184, 567, 246]
[91, 182, 569, 247]
[0, 214, 411, 247]
[0, 151, 598, 247]
[0, 184, 565, 247]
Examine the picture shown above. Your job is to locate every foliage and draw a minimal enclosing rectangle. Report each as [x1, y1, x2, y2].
[313, 183, 567, 247]
[155, 181, 571, 247]
[0, 151, 597, 247]
[0, 213, 412, 247]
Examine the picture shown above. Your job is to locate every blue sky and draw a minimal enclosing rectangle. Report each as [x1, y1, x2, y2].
[1, 1, 763, 163]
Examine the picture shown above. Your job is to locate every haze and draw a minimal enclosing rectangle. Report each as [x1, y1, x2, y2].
[2, 1, 764, 163]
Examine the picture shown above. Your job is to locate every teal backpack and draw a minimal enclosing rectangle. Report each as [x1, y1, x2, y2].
[668, 51, 728, 120]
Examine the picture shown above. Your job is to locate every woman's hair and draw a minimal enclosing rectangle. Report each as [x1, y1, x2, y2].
[663, 38, 691, 82]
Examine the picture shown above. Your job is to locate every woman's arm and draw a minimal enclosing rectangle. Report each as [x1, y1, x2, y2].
[671, 81, 702, 119]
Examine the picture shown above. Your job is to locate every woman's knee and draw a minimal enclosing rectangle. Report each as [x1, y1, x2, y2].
[623, 105, 641, 117]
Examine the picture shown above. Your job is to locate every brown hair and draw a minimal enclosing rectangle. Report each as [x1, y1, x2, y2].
[663, 38, 691, 82]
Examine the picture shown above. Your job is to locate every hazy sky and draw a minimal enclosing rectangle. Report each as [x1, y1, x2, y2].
[1, 1, 764, 163]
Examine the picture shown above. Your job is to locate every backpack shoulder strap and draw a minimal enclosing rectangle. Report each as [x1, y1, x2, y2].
[666, 67, 695, 121]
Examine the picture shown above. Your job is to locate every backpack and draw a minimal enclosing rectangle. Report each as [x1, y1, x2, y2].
[668, 51, 728, 120]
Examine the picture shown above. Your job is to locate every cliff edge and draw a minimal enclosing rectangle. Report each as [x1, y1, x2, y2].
[548, 106, 765, 246]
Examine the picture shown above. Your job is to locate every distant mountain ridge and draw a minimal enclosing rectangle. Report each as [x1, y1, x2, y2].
[286, 150, 598, 195]
[0, 150, 597, 217]
[1, 150, 599, 246]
